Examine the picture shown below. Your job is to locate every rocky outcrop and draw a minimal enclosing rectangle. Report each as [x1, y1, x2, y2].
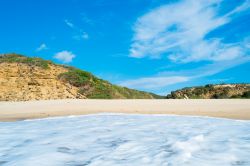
[166, 84, 250, 99]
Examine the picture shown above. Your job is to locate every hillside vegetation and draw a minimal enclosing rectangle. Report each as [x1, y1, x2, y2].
[0, 53, 51, 69]
[58, 67, 159, 99]
[0, 54, 161, 101]
[166, 84, 250, 99]
[1, 54, 248, 101]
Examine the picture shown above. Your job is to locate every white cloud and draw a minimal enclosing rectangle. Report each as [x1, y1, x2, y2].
[124, 0, 250, 93]
[225, 0, 250, 17]
[65, 19, 89, 41]
[74, 32, 89, 40]
[81, 13, 94, 25]
[64, 19, 75, 28]
[36, 43, 48, 52]
[120, 76, 190, 90]
[82, 32, 89, 40]
[130, 0, 249, 62]
[54, 51, 76, 63]
[120, 56, 250, 92]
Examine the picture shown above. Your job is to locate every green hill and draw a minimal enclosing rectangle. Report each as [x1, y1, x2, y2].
[0, 53, 162, 101]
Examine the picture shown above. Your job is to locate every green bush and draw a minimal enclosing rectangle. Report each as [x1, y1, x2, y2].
[59, 68, 114, 99]
[212, 93, 229, 99]
[231, 95, 241, 98]
[242, 91, 250, 98]
[58, 69, 93, 87]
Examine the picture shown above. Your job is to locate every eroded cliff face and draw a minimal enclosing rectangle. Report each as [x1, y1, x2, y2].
[0, 63, 85, 101]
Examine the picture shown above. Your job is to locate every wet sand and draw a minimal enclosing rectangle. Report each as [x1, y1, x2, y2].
[0, 99, 250, 122]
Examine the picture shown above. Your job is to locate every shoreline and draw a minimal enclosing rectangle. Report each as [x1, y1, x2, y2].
[0, 99, 250, 122]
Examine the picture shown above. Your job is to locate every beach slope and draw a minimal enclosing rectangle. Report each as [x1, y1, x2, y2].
[0, 99, 250, 121]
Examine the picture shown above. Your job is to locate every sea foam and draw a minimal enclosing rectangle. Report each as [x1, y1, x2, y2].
[0, 114, 250, 166]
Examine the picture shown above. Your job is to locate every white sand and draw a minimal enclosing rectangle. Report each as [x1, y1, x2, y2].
[0, 99, 250, 121]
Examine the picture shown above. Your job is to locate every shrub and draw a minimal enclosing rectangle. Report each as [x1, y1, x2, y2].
[242, 91, 250, 98]
[58, 69, 93, 87]
[212, 93, 229, 99]
[0, 54, 50, 69]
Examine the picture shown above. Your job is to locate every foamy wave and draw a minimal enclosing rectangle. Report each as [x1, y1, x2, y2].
[1, 115, 250, 165]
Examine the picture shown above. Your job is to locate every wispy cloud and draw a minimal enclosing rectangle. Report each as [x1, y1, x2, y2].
[225, 0, 250, 17]
[54, 51, 76, 63]
[81, 13, 95, 25]
[36, 43, 48, 52]
[130, 0, 249, 62]
[119, 56, 250, 91]
[120, 76, 190, 90]
[125, 0, 250, 93]
[64, 19, 89, 40]
[82, 32, 89, 40]
[73, 32, 89, 40]
[64, 19, 75, 29]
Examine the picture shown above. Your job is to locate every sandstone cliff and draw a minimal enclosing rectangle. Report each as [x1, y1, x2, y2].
[0, 54, 159, 101]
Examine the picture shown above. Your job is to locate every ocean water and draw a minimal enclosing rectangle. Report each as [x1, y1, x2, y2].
[0, 114, 250, 166]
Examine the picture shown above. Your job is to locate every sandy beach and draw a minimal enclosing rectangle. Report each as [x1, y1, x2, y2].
[0, 99, 249, 121]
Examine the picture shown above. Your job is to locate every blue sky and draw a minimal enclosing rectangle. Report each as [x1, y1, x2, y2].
[0, 0, 250, 95]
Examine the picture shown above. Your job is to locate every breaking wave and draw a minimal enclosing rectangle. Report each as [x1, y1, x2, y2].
[0, 114, 250, 166]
